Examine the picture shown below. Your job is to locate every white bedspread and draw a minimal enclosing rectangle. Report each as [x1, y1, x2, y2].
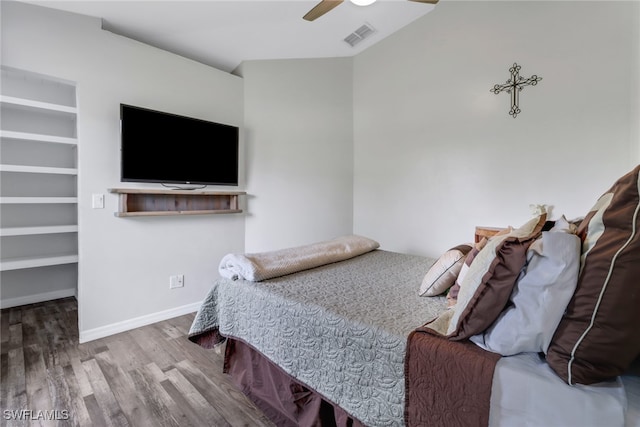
[491, 352, 629, 427]
[218, 234, 379, 281]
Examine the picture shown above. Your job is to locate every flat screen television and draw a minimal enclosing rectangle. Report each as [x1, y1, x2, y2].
[120, 104, 239, 186]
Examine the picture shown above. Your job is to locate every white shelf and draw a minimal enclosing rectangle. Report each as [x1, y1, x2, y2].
[1, 67, 79, 299]
[0, 254, 79, 271]
[0, 197, 78, 204]
[0, 130, 78, 145]
[0, 225, 78, 237]
[0, 164, 78, 175]
[0, 95, 77, 114]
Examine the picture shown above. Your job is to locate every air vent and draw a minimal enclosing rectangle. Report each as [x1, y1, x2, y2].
[343, 23, 376, 47]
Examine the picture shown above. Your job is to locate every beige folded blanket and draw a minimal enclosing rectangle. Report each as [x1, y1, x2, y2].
[218, 235, 380, 281]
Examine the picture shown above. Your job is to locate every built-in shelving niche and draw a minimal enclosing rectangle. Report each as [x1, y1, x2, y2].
[0, 66, 78, 309]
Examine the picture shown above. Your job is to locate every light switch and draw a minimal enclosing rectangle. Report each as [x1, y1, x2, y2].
[92, 193, 105, 209]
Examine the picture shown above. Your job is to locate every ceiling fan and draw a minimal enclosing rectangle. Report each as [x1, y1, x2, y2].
[304, 0, 438, 22]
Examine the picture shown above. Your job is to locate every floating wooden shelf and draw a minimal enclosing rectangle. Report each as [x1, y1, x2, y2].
[108, 188, 246, 217]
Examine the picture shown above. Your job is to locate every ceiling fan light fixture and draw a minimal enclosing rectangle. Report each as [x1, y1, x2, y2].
[350, 0, 377, 6]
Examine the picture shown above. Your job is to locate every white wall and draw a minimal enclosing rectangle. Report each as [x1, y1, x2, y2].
[3, 0, 639, 340]
[353, 0, 640, 257]
[238, 58, 354, 252]
[2, 2, 245, 340]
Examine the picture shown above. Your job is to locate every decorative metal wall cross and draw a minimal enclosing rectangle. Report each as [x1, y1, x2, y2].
[491, 63, 542, 118]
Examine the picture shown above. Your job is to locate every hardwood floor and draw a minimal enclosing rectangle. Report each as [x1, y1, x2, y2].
[0, 297, 276, 427]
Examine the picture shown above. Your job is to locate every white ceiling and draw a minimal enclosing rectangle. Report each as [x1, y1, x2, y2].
[21, 0, 438, 73]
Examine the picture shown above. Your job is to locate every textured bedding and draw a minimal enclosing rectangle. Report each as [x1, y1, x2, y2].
[405, 328, 501, 427]
[189, 248, 634, 427]
[189, 250, 447, 427]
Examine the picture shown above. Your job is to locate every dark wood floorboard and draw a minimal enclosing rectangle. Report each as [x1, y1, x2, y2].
[0, 297, 275, 427]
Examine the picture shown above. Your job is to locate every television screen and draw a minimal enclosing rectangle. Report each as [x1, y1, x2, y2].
[120, 104, 239, 186]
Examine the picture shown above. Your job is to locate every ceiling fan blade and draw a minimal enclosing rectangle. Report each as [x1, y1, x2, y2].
[303, 0, 344, 21]
[408, 0, 439, 3]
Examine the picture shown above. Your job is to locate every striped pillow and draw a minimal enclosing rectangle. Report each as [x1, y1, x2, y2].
[547, 165, 640, 385]
[419, 244, 472, 297]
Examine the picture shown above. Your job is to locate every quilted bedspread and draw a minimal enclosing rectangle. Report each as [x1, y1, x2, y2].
[189, 250, 447, 427]
[405, 328, 501, 427]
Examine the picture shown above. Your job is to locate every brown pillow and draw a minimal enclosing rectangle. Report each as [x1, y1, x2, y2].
[448, 227, 513, 307]
[426, 214, 546, 339]
[547, 165, 640, 385]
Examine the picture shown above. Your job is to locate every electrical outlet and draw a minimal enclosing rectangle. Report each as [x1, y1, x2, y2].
[169, 274, 184, 289]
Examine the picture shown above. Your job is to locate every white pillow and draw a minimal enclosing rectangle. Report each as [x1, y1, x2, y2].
[419, 244, 472, 297]
[470, 230, 580, 356]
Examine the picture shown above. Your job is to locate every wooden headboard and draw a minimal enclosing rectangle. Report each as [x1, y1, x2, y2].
[474, 226, 506, 243]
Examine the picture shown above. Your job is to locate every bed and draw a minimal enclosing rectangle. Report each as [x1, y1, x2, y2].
[190, 249, 446, 426]
[189, 165, 640, 427]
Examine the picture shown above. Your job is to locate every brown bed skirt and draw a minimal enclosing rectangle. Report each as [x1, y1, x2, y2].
[224, 338, 366, 427]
